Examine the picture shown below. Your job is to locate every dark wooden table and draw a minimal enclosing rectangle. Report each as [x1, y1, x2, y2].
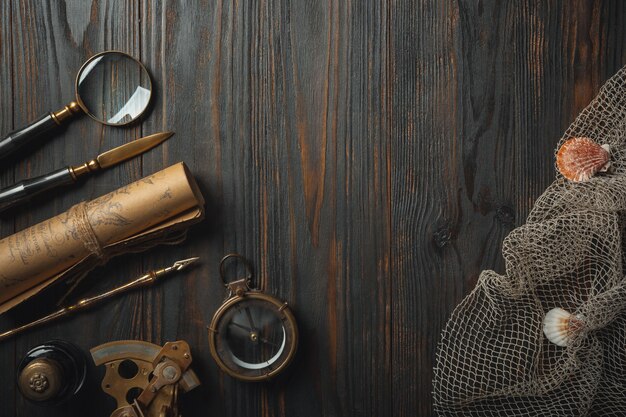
[0, 1, 624, 416]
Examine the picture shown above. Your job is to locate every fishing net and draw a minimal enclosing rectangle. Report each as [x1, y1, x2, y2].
[433, 66, 626, 417]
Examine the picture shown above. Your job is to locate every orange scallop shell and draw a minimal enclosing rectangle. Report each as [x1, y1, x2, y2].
[556, 137, 610, 182]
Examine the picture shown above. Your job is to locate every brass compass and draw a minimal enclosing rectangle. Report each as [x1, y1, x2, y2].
[208, 254, 298, 382]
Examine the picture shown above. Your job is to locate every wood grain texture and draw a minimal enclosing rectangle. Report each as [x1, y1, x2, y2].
[0, 2, 16, 416]
[0, 1, 625, 416]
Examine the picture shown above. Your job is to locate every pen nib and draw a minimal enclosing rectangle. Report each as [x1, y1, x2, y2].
[172, 257, 200, 271]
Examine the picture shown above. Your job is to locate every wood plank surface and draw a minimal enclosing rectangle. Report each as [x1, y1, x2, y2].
[0, 1, 624, 416]
[0, 1, 16, 415]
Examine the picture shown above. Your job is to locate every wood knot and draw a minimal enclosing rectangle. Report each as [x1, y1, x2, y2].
[495, 205, 515, 225]
[433, 225, 452, 248]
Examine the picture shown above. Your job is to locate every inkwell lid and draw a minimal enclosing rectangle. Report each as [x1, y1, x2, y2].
[18, 358, 64, 402]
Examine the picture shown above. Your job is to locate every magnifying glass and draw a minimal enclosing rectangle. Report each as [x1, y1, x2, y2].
[0, 51, 152, 161]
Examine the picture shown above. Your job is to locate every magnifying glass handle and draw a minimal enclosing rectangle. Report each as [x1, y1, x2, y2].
[0, 103, 81, 162]
[0, 113, 61, 161]
[0, 167, 75, 213]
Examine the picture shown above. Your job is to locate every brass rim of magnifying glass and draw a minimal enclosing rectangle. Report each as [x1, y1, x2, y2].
[208, 291, 298, 382]
[73, 50, 153, 126]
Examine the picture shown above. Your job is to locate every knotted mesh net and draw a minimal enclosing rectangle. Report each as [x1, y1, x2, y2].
[433, 66, 626, 416]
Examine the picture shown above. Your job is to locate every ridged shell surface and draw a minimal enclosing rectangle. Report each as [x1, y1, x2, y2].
[543, 307, 583, 347]
[556, 137, 610, 182]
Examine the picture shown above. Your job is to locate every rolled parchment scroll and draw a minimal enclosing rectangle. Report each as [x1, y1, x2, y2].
[0, 162, 204, 313]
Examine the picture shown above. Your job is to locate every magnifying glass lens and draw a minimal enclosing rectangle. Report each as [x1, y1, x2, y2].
[76, 52, 152, 126]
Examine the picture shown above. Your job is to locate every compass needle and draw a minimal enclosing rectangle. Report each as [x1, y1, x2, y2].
[229, 322, 253, 332]
[260, 337, 280, 348]
[244, 307, 257, 330]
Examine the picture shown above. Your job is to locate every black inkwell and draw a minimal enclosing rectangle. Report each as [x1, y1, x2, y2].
[17, 340, 87, 406]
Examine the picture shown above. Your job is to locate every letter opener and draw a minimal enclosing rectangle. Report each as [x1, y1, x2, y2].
[0, 131, 174, 213]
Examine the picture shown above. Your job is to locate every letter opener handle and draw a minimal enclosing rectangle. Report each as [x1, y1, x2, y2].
[0, 131, 173, 213]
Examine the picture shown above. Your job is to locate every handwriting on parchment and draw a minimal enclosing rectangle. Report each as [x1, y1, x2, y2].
[7, 227, 38, 265]
[88, 201, 132, 227]
[1, 170, 167, 272]
[6, 217, 66, 266]
[38, 222, 62, 257]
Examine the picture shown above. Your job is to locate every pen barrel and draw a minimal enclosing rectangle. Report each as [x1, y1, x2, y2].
[0, 167, 75, 213]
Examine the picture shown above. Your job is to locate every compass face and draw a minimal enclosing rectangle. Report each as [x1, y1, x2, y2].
[209, 293, 298, 381]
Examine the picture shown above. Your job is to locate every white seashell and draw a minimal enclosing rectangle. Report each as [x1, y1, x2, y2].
[543, 308, 584, 347]
[556, 137, 611, 182]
